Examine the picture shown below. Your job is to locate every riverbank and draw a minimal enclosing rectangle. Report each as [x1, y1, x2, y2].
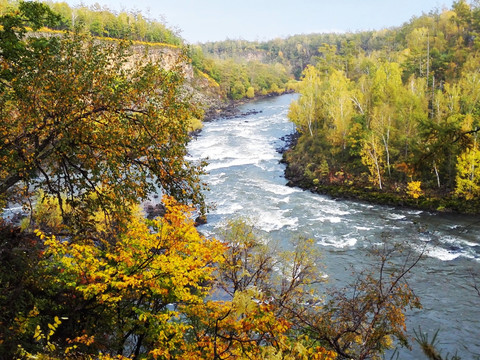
[281, 138, 480, 215]
[201, 91, 480, 215]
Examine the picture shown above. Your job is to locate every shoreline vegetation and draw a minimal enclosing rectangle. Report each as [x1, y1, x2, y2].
[282, 148, 480, 215]
[204, 92, 480, 215]
[275, 5, 480, 218]
[192, 4, 480, 219]
[200, 93, 480, 215]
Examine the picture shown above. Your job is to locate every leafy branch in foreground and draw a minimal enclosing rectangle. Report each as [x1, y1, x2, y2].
[183, 220, 423, 360]
[0, 2, 205, 234]
[1, 212, 426, 359]
[4, 197, 225, 358]
[414, 328, 461, 360]
[184, 219, 334, 359]
[290, 241, 423, 360]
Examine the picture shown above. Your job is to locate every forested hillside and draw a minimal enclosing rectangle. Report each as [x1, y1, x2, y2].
[282, 0, 480, 213]
[189, 45, 295, 101]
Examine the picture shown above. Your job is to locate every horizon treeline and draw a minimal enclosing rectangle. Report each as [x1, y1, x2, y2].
[192, 1, 480, 211]
[0, 0, 296, 101]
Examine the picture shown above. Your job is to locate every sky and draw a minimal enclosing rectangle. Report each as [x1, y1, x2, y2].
[59, 0, 452, 44]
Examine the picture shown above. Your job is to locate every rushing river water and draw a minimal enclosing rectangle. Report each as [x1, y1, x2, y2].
[188, 93, 480, 359]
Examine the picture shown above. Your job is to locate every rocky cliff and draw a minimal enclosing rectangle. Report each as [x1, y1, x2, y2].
[32, 31, 224, 116]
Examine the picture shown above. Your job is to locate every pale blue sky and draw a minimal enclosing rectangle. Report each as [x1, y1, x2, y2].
[60, 0, 452, 43]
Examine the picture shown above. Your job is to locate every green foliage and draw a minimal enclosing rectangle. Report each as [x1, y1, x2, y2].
[0, 1, 60, 79]
[283, 1, 480, 210]
[0, 4, 205, 231]
[0, 6, 212, 357]
[231, 79, 246, 100]
[43, 1, 182, 45]
[189, 39, 292, 101]
[207, 58, 290, 100]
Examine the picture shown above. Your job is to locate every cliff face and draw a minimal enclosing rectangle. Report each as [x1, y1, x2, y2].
[130, 43, 224, 116]
[31, 32, 224, 117]
[129, 44, 194, 79]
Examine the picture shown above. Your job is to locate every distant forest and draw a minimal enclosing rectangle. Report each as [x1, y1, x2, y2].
[276, 1, 480, 212]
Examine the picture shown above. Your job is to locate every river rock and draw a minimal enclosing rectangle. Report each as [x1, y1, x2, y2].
[145, 203, 166, 219]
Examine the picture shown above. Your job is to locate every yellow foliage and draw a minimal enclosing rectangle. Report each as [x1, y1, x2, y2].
[407, 181, 423, 199]
[21, 190, 71, 232]
[455, 146, 480, 200]
[246, 86, 255, 98]
[37, 196, 226, 358]
[188, 117, 204, 132]
[360, 135, 385, 189]
[197, 69, 220, 87]
[30, 27, 180, 49]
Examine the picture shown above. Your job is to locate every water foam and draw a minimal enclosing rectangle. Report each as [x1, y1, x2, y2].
[355, 226, 373, 231]
[412, 243, 463, 261]
[215, 203, 244, 215]
[206, 158, 256, 171]
[312, 215, 343, 224]
[251, 179, 299, 196]
[323, 207, 351, 216]
[316, 235, 357, 248]
[385, 213, 406, 220]
[253, 209, 299, 232]
[208, 172, 227, 186]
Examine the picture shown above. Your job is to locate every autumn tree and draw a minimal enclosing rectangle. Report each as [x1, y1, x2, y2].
[283, 1, 480, 212]
[361, 133, 385, 189]
[0, 2, 205, 232]
[312, 69, 354, 150]
[293, 242, 422, 360]
[183, 219, 334, 359]
[455, 144, 480, 199]
[182, 220, 423, 360]
[3, 197, 225, 358]
[289, 65, 322, 137]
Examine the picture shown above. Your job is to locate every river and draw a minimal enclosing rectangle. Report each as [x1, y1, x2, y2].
[188, 93, 480, 359]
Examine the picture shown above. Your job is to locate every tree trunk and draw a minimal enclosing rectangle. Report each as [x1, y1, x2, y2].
[433, 161, 441, 188]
